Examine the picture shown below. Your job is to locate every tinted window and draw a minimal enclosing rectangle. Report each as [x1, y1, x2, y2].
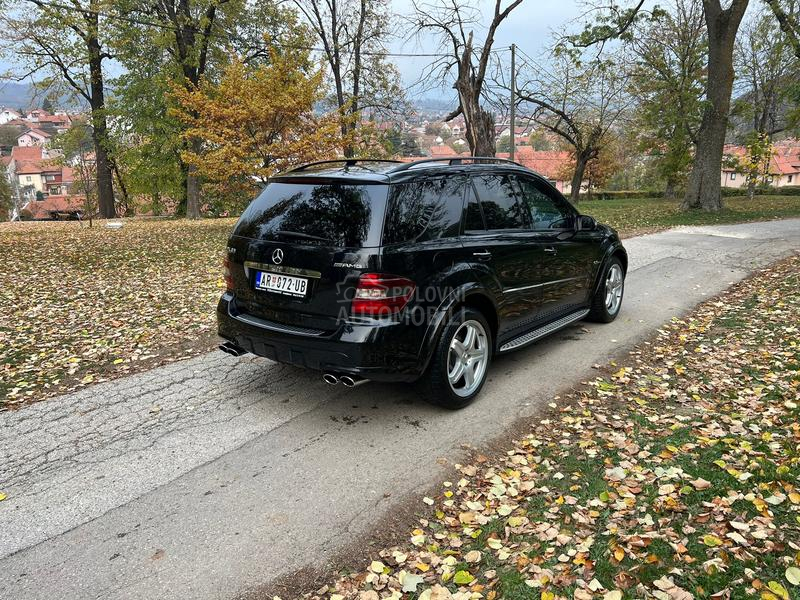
[383, 177, 465, 244]
[515, 177, 575, 230]
[234, 182, 388, 247]
[464, 185, 484, 231]
[472, 174, 529, 230]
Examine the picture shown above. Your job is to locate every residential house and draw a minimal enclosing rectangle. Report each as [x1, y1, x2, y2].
[0, 107, 22, 125]
[17, 127, 53, 148]
[7, 145, 74, 204]
[721, 142, 800, 188]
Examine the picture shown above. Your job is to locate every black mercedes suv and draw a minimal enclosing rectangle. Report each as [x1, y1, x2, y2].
[218, 157, 627, 408]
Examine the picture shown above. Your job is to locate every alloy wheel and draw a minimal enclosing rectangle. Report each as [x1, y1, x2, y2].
[605, 263, 624, 315]
[447, 319, 489, 398]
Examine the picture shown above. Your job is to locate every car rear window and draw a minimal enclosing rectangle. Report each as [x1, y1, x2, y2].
[382, 177, 465, 244]
[233, 181, 389, 247]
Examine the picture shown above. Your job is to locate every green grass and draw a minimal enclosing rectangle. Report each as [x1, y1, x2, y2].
[581, 194, 800, 235]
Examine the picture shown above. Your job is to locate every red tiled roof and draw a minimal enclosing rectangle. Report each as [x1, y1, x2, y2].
[429, 145, 458, 157]
[15, 160, 44, 174]
[22, 128, 52, 139]
[497, 149, 572, 180]
[24, 195, 85, 219]
[11, 146, 43, 161]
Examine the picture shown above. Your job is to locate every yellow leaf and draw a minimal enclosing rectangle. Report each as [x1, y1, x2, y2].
[768, 581, 789, 600]
[703, 534, 723, 547]
[786, 566, 800, 586]
[453, 570, 474, 585]
[614, 547, 625, 561]
[0, 492, 6, 502]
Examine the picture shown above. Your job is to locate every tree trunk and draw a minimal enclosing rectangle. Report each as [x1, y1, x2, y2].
[186, 138, 201, 219]
[87, 31, 115, 218]
[682, 0, 749, 212]
[569, 153, 590, 205]
[664, 177, 677, 199]
[452, 33, 496, 157]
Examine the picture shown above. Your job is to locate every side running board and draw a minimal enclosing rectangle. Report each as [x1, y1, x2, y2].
[499, 309, 590, 353]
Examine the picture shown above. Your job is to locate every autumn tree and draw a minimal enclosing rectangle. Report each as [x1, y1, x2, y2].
[410, 0, 523, 157]
[733, 8, 798, 137]
[1, 0, 116, 217]
[566, 0, 750, 211]
[292, 0, 406, 157]
[517, 54, 631, 204]
[627, 0, 706, 198]
[764, 0, 800, 58]
[109, 0, 292, 218]
[171, 47, 342, 212]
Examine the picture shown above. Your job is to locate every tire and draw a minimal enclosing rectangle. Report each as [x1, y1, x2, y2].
[418, 307, 492, 410]
[588, 257, 625, 323]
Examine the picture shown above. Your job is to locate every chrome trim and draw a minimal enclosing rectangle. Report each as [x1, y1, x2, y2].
[499, 309, 589, 352]
[503, 276, 581, 294]
[244, 261, 322, 279]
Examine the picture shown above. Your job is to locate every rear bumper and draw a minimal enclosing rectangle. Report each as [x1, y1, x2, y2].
[217, 293, 428, 382]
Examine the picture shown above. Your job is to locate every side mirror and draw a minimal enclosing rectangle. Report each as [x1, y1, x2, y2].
[577, 215, 597, 231]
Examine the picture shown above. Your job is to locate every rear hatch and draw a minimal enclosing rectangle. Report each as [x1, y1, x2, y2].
[228, 177, 389, 332]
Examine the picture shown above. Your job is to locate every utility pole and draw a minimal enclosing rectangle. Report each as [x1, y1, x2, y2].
[509, 43, 516, 162]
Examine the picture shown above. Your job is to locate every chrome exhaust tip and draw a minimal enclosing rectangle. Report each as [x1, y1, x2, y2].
[219, 341, 247, 357]
[339, 375, 367, 388]
[322, 373, 339, 385]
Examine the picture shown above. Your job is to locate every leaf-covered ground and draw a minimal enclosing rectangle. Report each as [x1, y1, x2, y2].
[583, 195, 800, 237]
[2, 196, 799, 409]
[0, 219, 235, 407]
[302, 254, 800, 600]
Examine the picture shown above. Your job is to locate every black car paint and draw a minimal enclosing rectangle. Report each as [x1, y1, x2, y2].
[218, 162, 627, 382]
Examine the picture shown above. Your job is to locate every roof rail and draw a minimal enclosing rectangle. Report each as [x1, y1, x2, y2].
[287, 159, 402, 173]
[387, 156, 523, 173]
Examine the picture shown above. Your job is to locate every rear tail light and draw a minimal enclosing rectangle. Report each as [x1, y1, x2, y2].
[223, 256, 234, 291]
[351, 273, 415, 316]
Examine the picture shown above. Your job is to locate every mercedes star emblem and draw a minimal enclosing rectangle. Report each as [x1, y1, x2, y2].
[271, 248, 284, 264]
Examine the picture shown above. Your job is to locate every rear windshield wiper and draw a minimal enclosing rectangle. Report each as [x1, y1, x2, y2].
[274, 230, 333, 243]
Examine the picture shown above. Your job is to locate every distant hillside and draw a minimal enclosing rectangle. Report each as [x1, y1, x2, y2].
[0, 80, 84, 110]
[0, 82, 34, 109]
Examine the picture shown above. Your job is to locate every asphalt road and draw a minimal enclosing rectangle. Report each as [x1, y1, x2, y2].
[1, 220, 798, 600]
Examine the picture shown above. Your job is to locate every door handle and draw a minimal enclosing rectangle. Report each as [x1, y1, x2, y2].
[472, 250, 492, 261]
[543, 246, 557, 255]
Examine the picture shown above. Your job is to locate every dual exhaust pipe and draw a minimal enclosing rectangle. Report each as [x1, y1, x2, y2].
[323, 373, 368, 388]
[220, 342, 366, 389]
[219, 341, 248, 357]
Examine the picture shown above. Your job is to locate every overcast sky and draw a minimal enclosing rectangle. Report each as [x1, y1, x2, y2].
[0, 1, 588, 104]
[387, 0, 587, 97]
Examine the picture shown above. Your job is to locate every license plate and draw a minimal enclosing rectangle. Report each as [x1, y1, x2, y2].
[254, 271, 309, 297]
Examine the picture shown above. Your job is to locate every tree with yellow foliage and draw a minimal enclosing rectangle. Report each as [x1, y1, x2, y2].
[171, 46, 343, 212]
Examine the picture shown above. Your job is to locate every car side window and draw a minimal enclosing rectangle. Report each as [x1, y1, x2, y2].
[515, 176, 575, 230]
[464, 184, 485, 231]
[383, 177, 465, 244]
[471, 174, 530, 230]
